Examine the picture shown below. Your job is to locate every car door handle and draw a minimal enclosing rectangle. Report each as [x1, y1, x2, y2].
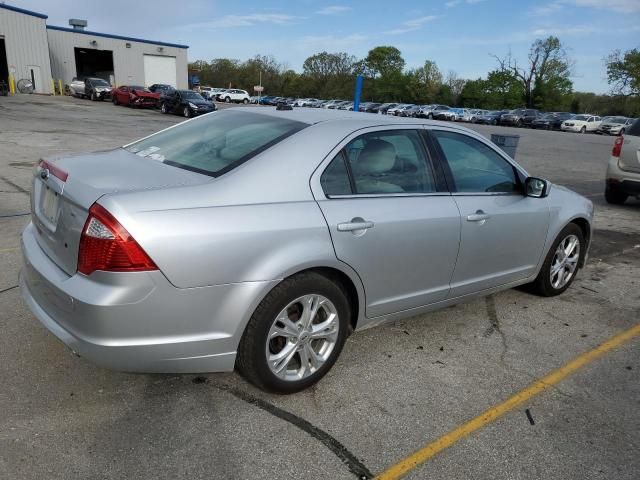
[467, 211, 491, 222]
[337, 220, 374, 232]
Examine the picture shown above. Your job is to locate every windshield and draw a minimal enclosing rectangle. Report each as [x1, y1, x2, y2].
[573, 115, 590, 121]
[91, 79, 110, 86]
[181, 91, 205, 100]
[130, 86, 147, 91]
[124, 111, 307, 177]
[607, 117, 627, 124]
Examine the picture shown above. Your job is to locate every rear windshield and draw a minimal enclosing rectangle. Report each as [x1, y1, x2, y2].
[627, 118, 640, 137]
[124, 111, 307, 177]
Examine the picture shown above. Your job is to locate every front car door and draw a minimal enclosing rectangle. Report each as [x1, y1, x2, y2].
[311, 127, 461, 318]
[428, 128, 550, 298]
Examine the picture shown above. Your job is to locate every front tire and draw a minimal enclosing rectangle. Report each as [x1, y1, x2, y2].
[160, 102, 168, 114]
[91, 91, 97, 101]
[530, 224, 584, 297]
[580, 126, 586, 134]
[225, 96, 231, 103]
[236, 271, 350, 394]
[243, 98, 249, 104]
[183, 107, 191, 118]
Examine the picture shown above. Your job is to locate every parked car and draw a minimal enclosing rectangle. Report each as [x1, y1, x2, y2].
[67, 78, 87, 98]
[361, 102, 382, 113]
[338, 102, 354, 111]
[433, 107, 458, 121]
[530, 112, 574, 130]
[475, 110, 504, 125]
[160, 89, 216, 117]
[258, 96, 275, 105]
[400, 105, 423, 118]
[216, 89, 251, 104]
[294, 98, 318, 107]
[598, 117, 635, 136]
[561, 114, 601, 133]
[84, 78, 112, 101]
[417, 105, 450, 119]
[386, 104, 410, 115]
[149, 84, 173, 96]
[500, 109, 540, 127]
[328, 100, 350, 109]
[112, 85, 160, 108]
[605, 117, 640, 204]
[370, 103, 397, 114]
[21, 108, 593, 394]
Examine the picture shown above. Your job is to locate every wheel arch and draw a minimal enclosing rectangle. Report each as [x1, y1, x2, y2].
[570, 216, 592, 267]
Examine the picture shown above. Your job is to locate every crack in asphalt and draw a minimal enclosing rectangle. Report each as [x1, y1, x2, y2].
[213, 382, 373, 479]
[0, 175, 29, 195]
[484, 295, 508, 364]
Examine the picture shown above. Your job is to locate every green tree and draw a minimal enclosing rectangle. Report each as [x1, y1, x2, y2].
[606, 48, 640, 96]
[364, 46, 405, 78]
[405, 60, 442, 103]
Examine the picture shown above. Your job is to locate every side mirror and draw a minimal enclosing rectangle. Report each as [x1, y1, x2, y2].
[525, 177, 550, 198]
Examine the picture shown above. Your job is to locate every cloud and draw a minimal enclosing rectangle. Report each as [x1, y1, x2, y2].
[570, 0, 640, 13]
[314, 5, 352, 15]
[446, 0, 486, 6]
[531, 2, 564, 16]
[185, 13, 300, 29]
[384, 15, 438, 35]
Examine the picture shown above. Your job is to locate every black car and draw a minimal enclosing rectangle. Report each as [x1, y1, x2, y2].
[475, 110, 504, 125]
[370, 103, 397, 114]
[501, 108, 541, 127]
[149, 84, 173, 95]
[85, 78, 112, 101]
[160, 89, 216, 118]
[531, 112, 574, 130]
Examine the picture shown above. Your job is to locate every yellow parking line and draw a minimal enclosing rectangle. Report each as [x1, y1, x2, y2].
[375, 322, 640, 480]
[0, 247, 19, 253]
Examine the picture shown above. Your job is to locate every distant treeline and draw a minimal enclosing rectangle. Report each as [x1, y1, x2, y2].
[189, 39, 640, 116]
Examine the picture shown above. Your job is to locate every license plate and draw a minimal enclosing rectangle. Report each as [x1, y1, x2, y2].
[41, 187, 60, 224]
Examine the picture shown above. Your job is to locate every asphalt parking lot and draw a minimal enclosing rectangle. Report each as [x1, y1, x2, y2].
[1, 95, 638, 480]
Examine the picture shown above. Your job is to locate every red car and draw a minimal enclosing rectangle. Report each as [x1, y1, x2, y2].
[112, 85, 160, 108]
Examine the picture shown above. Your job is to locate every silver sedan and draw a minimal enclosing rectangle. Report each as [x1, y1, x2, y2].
[20, 108, 594, 393]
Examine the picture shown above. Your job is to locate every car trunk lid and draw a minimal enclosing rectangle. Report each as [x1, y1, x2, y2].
[618, 133, 640, 173]
[31, 148, 211, 276]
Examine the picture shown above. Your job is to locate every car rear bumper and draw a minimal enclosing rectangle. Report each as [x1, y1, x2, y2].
[20, 222, 278, 373]
[606, 156, 640, 196]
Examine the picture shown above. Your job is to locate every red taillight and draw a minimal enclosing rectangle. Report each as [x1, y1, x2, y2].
[38, 159, 69, 182]
[612, 136, 624, 157]
[78, 203, 157, 275]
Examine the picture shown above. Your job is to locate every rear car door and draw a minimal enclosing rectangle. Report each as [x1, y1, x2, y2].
[428, 129, 550, 297]
[312, 127, 461, 318]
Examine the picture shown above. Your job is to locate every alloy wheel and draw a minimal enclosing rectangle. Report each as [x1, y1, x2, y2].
[265, 294, 339, 381]
[550, 234, 580, 289]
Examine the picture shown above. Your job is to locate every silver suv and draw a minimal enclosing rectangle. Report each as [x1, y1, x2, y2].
[605, 118, 640, 204]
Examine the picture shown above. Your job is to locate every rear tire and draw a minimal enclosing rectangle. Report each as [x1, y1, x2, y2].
[225, 96, 231, 103]
[243, 98, 249, 104]
[160, 103, 168, 114]
[605, 186, 628, 205]
[236, 271, 350, 394]
[530, 224, 584, 297]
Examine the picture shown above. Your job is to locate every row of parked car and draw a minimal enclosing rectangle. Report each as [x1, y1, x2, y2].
[261, 97, 636, 136]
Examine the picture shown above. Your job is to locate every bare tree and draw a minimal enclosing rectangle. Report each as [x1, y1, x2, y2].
[491, 36, 572, 107]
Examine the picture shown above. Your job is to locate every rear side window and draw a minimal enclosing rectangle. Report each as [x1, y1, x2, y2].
[432, 130, 520, 193]
[627, 118, 640, 137]
[125, 111, 307, 177]
[320, 130, 437, 196]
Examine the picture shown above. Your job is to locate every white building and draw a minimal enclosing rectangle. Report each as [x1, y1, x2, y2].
[0, 4, 54, 93]
[0, 3, 188, 94]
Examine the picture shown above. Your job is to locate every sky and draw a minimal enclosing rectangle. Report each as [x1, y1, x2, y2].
[10, 0, 640, 93]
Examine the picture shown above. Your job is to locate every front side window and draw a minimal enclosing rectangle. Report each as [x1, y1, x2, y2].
[320, 130, 437, 196]
[431, 130, 520, 194]
[125, 111, 307, 177]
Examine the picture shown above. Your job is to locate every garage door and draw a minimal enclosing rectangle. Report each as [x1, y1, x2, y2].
[143, 55, 176, 87]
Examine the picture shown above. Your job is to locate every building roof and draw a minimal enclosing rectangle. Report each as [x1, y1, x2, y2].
[0, 3, 48, 19]
[46, 25, 188, 49]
